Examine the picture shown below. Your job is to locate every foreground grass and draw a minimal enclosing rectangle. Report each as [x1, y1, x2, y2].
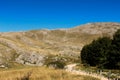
[0, 66, 99, 80]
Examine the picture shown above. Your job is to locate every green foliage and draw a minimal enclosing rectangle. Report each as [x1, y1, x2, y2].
[81, 37, 111, 67]
[45, 55, 66, 69]
[105, 29, 120, 69]
[81, 29, 120, 69]
[47, 61, 66, 69]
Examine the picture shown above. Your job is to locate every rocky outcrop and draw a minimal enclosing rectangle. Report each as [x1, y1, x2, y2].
[0, 22, 120, 67]
[16, 52, 46, 66]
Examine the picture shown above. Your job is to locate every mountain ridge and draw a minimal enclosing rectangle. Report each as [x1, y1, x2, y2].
[0, 22, 120, 67]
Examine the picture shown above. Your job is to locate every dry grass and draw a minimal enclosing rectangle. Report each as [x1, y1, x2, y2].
[0, 67, 99, 80]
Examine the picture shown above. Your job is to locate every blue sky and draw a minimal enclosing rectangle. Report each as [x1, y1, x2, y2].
[0, 0, 120, 32]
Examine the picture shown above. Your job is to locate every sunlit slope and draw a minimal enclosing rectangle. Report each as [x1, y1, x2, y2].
[0, 22, 119, 66]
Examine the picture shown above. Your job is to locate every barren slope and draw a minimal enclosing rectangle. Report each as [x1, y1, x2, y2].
[0, 22, 120, 67]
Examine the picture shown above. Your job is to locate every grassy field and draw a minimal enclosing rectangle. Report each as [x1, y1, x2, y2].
[0, 66, 100, 80]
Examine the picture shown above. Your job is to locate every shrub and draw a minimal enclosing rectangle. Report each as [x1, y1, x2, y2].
[81, 29, 120, 69]
[45, 55, 66, 69]
[81, 37, 111, 67]
[47, 61, 66, 69]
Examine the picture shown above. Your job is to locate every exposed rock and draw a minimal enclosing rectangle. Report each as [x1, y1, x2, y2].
[16, 52, 46, 66]
[0, 22, 119, 66]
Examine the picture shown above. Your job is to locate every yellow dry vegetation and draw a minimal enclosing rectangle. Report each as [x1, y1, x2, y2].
[0, 67, 99, 80]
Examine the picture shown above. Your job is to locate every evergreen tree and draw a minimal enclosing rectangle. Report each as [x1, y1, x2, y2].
[107, 29, 120, 69]
[81, 37, 111, 68]
[81, 29, 120, 69]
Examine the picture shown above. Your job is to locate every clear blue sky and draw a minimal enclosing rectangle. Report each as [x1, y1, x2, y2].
[0, 0, 120, 32]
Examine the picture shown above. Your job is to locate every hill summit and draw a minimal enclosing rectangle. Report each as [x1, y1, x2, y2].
[0, 22, 120, 67]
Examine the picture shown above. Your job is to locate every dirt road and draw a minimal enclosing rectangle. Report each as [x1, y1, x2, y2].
[65, 64, 108, 80]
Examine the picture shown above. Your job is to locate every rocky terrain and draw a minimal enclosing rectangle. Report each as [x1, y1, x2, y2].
[0, 22, 120, 67]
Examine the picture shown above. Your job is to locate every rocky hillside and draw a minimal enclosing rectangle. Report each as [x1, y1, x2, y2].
[0, 22, 120, 67]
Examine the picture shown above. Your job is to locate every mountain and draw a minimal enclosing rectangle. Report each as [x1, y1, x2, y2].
[0, 22, 120, 67]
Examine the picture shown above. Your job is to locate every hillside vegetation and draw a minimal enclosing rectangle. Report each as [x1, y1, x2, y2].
[81, 29, 120, 69]
[0, 66, 99, 80]
[0, 22, 120, 67]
